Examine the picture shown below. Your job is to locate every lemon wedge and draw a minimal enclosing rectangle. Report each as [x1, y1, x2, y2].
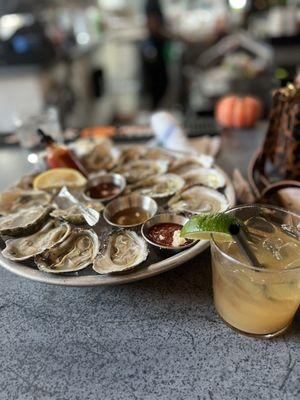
[33, 168, 87, 191]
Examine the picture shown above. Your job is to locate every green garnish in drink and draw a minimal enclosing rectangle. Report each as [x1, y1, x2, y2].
[181, 212, 261, 267]
[180, 213, 242, 241]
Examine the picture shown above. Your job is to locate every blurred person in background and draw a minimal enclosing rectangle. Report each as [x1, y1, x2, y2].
[142, 0, 170, 110]
[141, 0, 228, 110]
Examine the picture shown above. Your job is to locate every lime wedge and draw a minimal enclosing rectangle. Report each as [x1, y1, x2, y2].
[180, 213, 240, 241]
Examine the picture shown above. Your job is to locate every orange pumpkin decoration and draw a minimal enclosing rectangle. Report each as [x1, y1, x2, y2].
[215, 95, 262, 129]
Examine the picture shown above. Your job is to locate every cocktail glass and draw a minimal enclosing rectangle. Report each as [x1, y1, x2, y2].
[211, 204, 300, 338]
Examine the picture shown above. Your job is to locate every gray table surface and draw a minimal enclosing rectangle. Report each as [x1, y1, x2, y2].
[0, 128, 299, 400]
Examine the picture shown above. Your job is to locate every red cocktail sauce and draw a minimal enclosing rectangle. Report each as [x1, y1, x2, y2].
[86, 182, 121, 200]
[147, 223, 191, 247]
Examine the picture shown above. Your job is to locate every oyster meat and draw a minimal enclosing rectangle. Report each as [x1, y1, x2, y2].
[71, 137, 108, 157]
[93, 230, 148, 274]
[168, 185, 228, 214]
[168, 155, 214, 175]
[0, 205, 52, 237]
[118, 146, 146, 165]
[0, 188, 51, 216]
[144, 147, 179, 163]
[2, 219, 71, 261]
[35, 228, 99, 273]
[114, 160, 168, 184]
[181, 167, 225, 189]
[81, 140, 120, 172]
[51, 202, 104, 225]
[129, 174, 185, 199]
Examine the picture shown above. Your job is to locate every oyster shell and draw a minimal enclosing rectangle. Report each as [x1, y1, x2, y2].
[168, 155, 214, 175]
[181, 168, 225, 189]
[35, 228, 99, 273]
[118, 146, 146, 165]
[93, 230, 148, 274]
[0, 205, 52, 237]
[168, 185, 228, 214]
[14, 173, 37, 190]
[144, 147, 179, 163]
[51, 202, 104, 225]
[2, 219, 71, 261]
[71, 137, 109, 157]
[114, 160, 168, 184]
[129, 174, 185, 199]
[0, 188, 51, 216]
[81, 140, 120, 172]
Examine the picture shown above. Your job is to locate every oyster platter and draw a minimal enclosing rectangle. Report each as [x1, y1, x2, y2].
[0, 139, 235, 286]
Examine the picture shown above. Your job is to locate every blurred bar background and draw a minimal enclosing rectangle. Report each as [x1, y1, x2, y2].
[0, 0, 299, 135]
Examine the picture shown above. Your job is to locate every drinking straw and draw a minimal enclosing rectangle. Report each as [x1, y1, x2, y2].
[228, 223, 262, 269]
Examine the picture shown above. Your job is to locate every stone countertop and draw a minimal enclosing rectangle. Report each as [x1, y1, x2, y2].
[0, 128, 299, 400]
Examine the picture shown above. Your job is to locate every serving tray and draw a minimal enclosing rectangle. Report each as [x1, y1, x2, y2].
[0, 151, 235, 286]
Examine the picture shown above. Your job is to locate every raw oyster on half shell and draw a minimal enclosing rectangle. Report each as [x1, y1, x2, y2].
[0, 188, 51, 216]
[129, 174, 185, 199]
[118, 146, 146, 165]
[181, 167, 226, 190]
[2, 219, 71, 261]
[168, 155, 214, 175]
[35, 228, 99, 273]
[144, 147, 180, 163]
[93, 230, 148, 274]
[0, 205, 52, 237]
[81, 140, 120, 172]
[114, 160, 168, 184]
[168, 185, 228, 214]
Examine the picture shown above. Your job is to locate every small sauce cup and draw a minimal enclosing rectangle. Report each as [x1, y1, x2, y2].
[84, 173, 126, 203]
[104, 194, 158, 228]
[141, 213, 196, 253]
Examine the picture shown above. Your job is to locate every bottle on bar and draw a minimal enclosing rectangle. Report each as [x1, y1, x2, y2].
[37, 129, 88, 177]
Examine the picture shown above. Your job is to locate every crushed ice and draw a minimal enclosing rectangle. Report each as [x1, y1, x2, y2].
[245, 216, 276, 243]
[280, 224, 300, 240]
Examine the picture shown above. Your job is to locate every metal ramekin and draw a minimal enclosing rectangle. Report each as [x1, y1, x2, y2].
[103, 194, 158, 228]
[141, 213, 196, 253]
[83, 173, 126, 203]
